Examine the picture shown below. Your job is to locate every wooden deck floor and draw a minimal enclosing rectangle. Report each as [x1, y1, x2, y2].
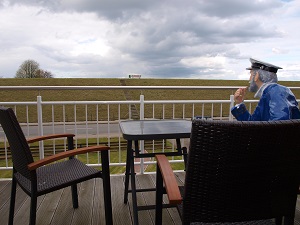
[0, 173, 299, 225]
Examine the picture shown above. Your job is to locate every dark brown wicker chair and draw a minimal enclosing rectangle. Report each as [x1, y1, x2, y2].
[0, 107, 113, 225]
[155, 119, 300, 225]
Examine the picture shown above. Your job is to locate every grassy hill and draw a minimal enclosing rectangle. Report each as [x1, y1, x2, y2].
[1, 78, 300, 101]
[1, 78, 300, 122]
[1, 78, 300, 176]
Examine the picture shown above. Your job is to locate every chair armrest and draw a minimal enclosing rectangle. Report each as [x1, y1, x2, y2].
[27, 134, 75, 144]
[28, 145, 110, 170]
[155, 154, 182, 205]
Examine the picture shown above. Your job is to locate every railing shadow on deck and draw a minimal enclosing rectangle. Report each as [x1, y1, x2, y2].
[0, 173, 185, 225]
[1, 172, 300, 225]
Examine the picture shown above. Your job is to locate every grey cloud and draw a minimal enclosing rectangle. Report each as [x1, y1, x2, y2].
[4, 0, 285, 42]
[0, 0, 295, 79]
[148, 63, 229, 79]
[4, 0, 160, 20]
[195, 0, 283, 18]
[2, 0, 58, 9]
[4, 0, 284, 20]
[60, 0, 157, 20]
[105, 8, 282, 68]
[35, 44, 101, 65]
[147, 65, 200, 78]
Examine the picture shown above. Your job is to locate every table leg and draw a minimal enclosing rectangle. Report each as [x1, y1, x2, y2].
[182, 147, 188, 168]
[124, 140, 139, 224]
[101, 150, 113, 225]
[176, 138, 188, 167]
[131, 140, 139, 225]
[124, 140, 132, 204]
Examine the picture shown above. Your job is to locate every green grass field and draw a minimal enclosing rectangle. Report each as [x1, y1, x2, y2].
[2, 78, 300, 101]
[1, 78, 300, 177]
[0, 137, 184, 178]
[1, 78, 300, 122]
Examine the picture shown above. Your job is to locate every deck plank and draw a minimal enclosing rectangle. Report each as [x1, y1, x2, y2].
[72, 179, 95, 224]
[0, 180, 10, 210]
[148, 173, 182, 225]
[295, 197, 300, 225]
[130, 174, 153, 225]
[91, 178, 105, 225]
[0, 173, 299, 225]
[109, 175, 132, 225]
[50, 183, 80, 225]
[0, 184, 40, 225]
[136, 173, 162, 224]
[12, 190, 45, 225]
[36, 188, 64, 225]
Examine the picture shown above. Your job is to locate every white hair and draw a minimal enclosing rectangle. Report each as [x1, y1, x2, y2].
[254, 69, 278, 83]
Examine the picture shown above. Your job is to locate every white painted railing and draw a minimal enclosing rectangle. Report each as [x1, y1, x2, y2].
[0, 86, 299, 176]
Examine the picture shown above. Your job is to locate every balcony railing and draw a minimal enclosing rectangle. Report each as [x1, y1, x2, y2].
[1, 86, 299, 177]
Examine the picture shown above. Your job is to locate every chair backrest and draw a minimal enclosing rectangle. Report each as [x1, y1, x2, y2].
[0, 107, 33, 180]
[183, 119, 300, 224]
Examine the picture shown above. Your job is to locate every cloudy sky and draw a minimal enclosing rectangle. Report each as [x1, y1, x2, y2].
[0, 0, 299, 80]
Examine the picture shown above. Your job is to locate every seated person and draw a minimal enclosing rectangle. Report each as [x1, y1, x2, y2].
[231, 58, 300, 121]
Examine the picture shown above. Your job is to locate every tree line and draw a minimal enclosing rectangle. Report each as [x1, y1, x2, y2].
[15, 59, 54, 78]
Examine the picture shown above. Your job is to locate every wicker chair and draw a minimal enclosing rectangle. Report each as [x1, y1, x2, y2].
[155, 119, 300, 225]
[0, 107, 113, 225]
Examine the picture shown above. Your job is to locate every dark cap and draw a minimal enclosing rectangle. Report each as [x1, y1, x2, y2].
[246, 58, 282, 73]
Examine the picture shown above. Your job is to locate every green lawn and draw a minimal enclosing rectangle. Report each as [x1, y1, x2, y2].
[1, 78, 300, 122]
[1, 78, 300, 177]
[0, 137, 184, 178]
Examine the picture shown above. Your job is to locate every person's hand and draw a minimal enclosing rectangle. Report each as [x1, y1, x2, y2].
[234, 87, 247, 104]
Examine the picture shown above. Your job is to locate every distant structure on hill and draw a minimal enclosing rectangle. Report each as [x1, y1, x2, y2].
[128, 74, 141, 79]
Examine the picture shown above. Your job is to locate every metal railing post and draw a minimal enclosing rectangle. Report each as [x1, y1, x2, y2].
[140, 95, 145, 174]
[37, 96, 44, 159]
[229, 95, 234, 121]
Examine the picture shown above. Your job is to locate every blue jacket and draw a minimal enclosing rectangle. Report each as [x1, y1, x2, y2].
[231, 84, 300, 121]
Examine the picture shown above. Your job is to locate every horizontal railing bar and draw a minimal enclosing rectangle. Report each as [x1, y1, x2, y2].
[0, 99, 260, 106]
[41, 100, 141, 105]
[0, 102, 37, 105]
[86, 159, 184, 167]
[0, 86, 243, 90]
[0, 167, 13, 170]
[40, 100, 234, 105]
[0, 160, 184, 170]
[145, 99, 258, 104]
[0, 86, 299, 91]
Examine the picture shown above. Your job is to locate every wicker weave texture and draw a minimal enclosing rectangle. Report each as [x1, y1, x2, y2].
[0, 107, 34, 179]
[15, 158, 101, 195]
[0, 107, 113, 225]
[182, 119, 300, 224]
